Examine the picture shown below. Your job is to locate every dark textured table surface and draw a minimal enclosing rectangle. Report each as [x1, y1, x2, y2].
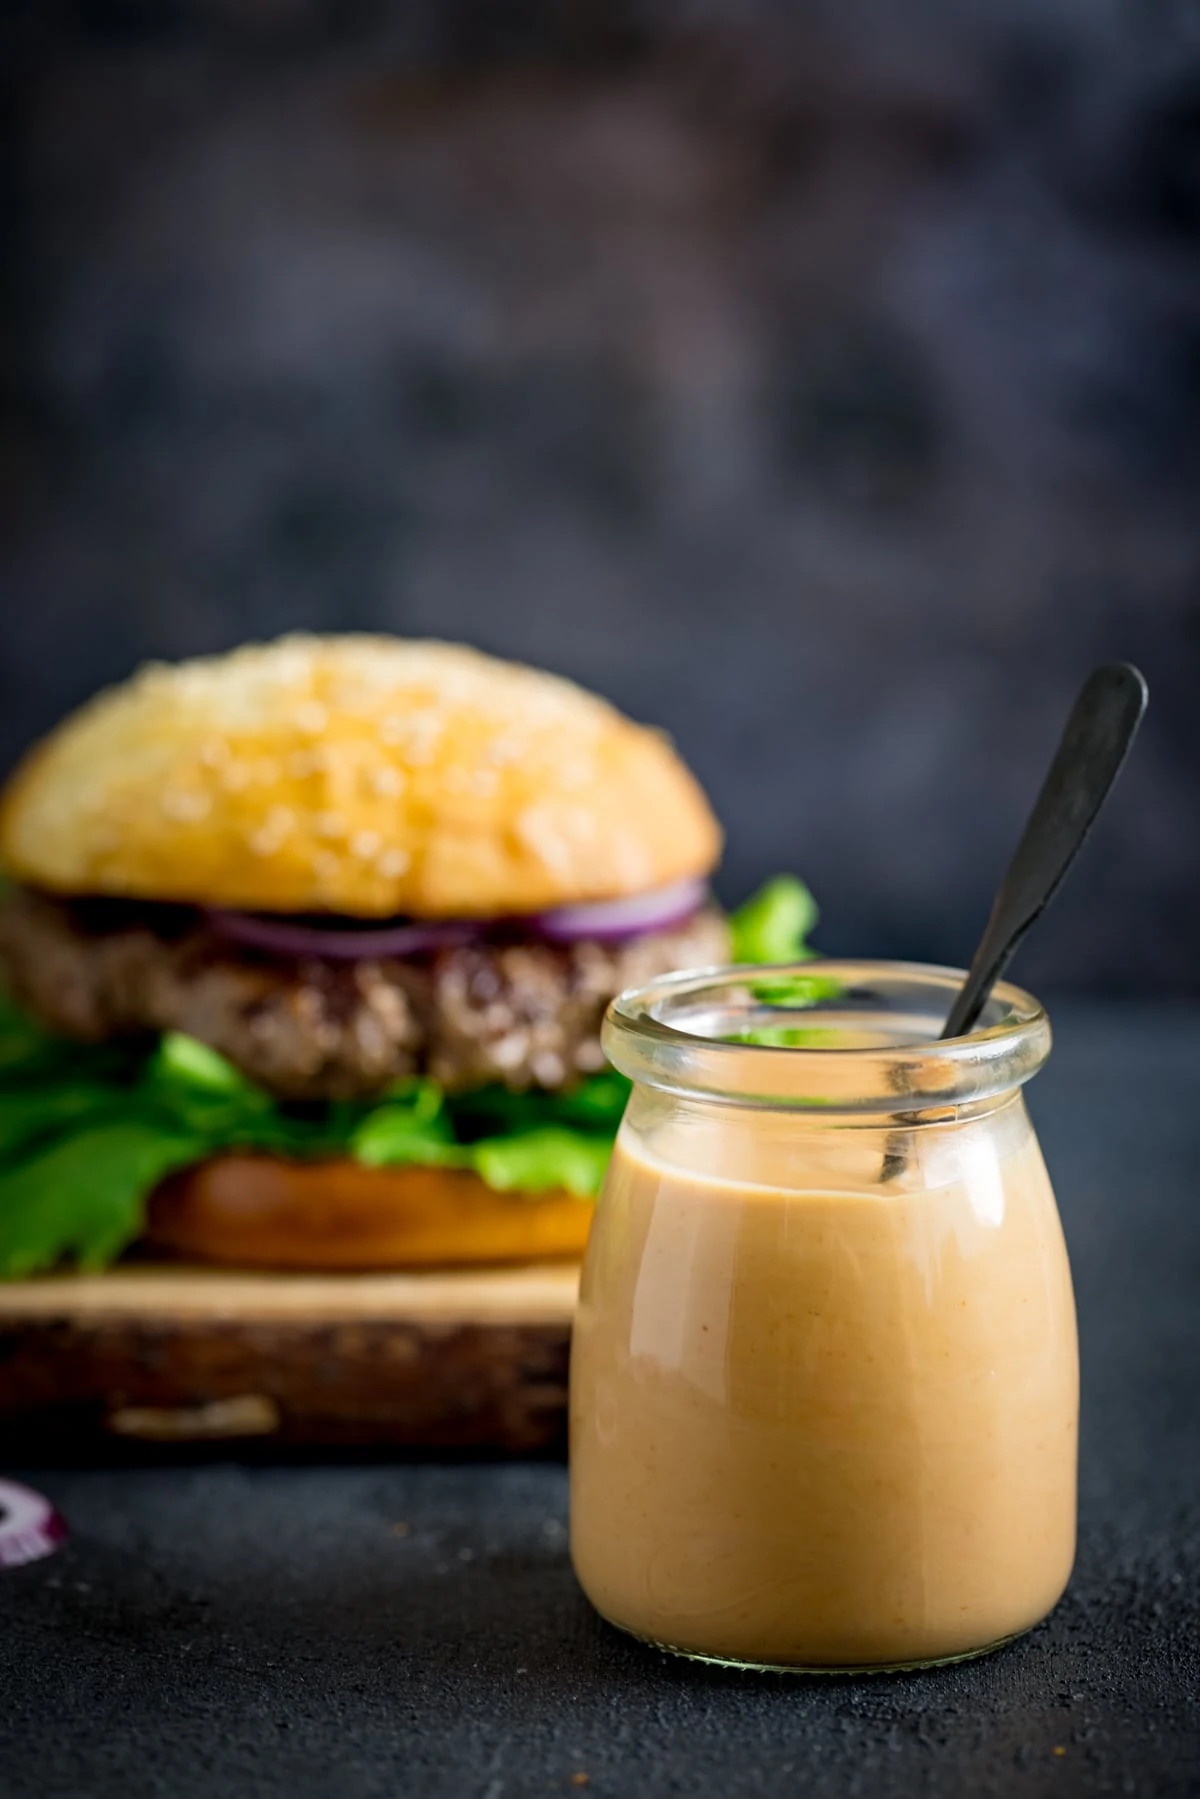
[4, 1004, 1199, 1799]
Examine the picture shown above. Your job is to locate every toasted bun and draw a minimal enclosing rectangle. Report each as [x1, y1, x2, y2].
[145, 1156, 594, 1270]
[0, 635, 721, 917]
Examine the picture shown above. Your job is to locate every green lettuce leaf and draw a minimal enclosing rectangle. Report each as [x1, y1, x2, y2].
[0, 871, 816, 1276]
[728, 875, 840, 1024]
[349, 1083, 458, 1169]
[0, 1121, 208, 1278]
[471, 1128, 613, 1199]
[0, 1001, 627, 1276]
[0, 1082, 134, 1162]
[729, 873, 819, 964]
[443, 1071, 631, 1141]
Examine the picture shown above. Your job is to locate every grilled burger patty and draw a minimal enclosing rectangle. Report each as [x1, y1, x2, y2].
[0, 887, 729, 1100]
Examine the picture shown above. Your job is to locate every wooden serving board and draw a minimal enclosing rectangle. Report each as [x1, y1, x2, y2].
[0, 1262, 579, 1455]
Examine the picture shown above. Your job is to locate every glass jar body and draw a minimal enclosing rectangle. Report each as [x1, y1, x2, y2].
[570, 1047, 1078, 1672]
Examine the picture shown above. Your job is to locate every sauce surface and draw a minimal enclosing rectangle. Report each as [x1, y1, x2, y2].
[570, 1108, 1078, 1669]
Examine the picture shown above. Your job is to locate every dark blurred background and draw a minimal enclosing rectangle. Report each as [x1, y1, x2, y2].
[1, 0, 1197, 992]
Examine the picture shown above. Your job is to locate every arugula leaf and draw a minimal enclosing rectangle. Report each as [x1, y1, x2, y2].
[729, 875, 819, 964]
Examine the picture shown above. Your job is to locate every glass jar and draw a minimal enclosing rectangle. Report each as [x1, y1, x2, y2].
[569, 962, 1078, 1673]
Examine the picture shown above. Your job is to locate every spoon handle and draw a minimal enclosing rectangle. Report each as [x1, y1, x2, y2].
[941, 662, 1148, 1041]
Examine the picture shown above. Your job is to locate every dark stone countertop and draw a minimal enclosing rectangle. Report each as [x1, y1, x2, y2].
[4, 1003, 1199, 1799]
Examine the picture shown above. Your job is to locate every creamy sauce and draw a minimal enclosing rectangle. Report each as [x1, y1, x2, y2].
[570, 1112, 1078, 1669]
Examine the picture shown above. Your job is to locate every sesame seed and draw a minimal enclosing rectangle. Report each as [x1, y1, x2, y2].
[312, 849, 340, 880]
[516, 805, 573, 873]
[316, 812, 346, 839]
[161, 790, 211, 822]
[369, 766, 404, 797]
[377, 847, 410, 878]
[351, 830, 382, 859]
[296, 701, 327, 734]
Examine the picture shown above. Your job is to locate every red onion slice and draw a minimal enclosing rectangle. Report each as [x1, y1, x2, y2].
[0, 1479, 66, 1570]
[202, 877, 709, 959]
[203, 909, 480, 960]
[526, 877, 709, 943]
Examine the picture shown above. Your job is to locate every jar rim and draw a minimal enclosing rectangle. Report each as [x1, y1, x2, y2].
[603, 960, 1051, 1112]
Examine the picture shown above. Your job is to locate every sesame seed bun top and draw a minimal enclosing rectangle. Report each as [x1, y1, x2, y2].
[0, 635, 722, 917]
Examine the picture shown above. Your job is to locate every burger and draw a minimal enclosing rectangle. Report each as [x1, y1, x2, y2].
[0, 635, 815, 1278]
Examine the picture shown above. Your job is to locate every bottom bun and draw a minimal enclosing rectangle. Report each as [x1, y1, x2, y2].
[145, 1156, 595, 1271]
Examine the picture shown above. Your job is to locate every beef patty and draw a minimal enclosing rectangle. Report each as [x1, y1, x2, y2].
[0, 887, 729, 1100]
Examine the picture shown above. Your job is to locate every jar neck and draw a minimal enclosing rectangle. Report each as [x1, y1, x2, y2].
[627, 1083, 1029, 1137]
[604, 961, 1051, 1116]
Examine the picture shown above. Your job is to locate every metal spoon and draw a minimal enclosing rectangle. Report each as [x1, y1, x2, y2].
[881, 661, 1148, 1180]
